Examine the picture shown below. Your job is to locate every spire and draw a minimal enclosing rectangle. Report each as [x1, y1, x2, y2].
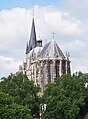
[29, 18, 37, 52]
[25, 42, 29, 54]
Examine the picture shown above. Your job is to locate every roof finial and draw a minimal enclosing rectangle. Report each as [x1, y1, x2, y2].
[51, 30, 56, 39]
[66, 51, 70, 59]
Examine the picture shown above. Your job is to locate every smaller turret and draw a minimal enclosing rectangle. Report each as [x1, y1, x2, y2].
[36, 36, 42, 47]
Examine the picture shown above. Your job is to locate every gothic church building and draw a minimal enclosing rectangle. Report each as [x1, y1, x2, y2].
[20, 18, 71, 93]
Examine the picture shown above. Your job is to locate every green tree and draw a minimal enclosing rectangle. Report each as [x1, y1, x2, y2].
[0, 72, 40, 118]
[0, 92, 33, 119]
[42, 74, 88, 119]
[84, 114, 88, 119]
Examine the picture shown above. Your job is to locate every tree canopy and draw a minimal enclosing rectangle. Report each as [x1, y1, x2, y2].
[0, 72, 40, 118]
[0, 92, 33, 119]
[1, 72, 88, 118]
[42, 73, 88, 119]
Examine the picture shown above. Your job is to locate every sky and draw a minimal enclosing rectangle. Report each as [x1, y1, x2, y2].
[0, 0, 88, 77]
[0, 0, 60, 9]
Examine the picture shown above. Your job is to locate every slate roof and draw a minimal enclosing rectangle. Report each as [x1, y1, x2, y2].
[41, 40, 66, 59]
[28, 18, 37, 53]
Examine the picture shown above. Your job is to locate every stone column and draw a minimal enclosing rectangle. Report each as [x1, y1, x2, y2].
[50, 63, 53, 83]
[53, 60, 56, 80]
[29, 67, 32, 81]
[34, 63, 37, 85]
[26, 54, 28, 65]
[41, 61, 45, 93]
[46, 60, 49, 84]
[59, 59, 62, 76]
[40, 61, 42, 93]
[38, 61, 41, 86]
[66, 60, 68, 74]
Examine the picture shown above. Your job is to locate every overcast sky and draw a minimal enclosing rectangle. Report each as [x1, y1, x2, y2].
[0, 0, 88, 77]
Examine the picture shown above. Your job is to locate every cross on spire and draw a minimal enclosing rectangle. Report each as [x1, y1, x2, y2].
[51, 30, 56, 39]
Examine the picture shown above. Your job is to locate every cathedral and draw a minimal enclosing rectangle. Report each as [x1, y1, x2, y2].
[19, 17, 71, 93]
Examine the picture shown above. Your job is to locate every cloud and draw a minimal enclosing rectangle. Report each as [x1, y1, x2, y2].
[44, 11, 83, 35]
[0, 5, 88, 77]
[60, 0, 88, 21]
[72, 58, 88, 73]
[0, 56, 21, 78]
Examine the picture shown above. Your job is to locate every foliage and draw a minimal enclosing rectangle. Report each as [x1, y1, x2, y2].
[0, 72, 40, 118]
[42, 73, 88, 119]
[0, 92, 33, 119]
[1, 72, 88, 118]
[84, 114, 88, 119]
